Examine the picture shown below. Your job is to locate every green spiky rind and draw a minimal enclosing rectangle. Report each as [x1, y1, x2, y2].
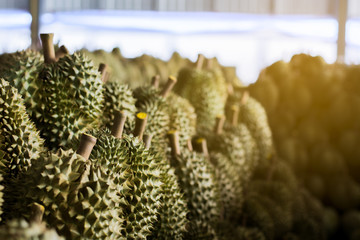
[0, 219, 64, 240]
[239, 96, 274, 163]
[210, 152, 243, 221]
[0, 174, 3, 222]
[36, 52, 103, 150]
[171, 150, 220, 239]
[179, 70, 226, 133]
[102, 81, 136, 133]
[0, 78, 45, 179]
[21, 149, 123, 239]
[0, 50, 43, 117]
[150, 166, 188, 240]
[167, 92, 197, 148]
[88, 129, 163, 239]
[133, 86, 170, 148]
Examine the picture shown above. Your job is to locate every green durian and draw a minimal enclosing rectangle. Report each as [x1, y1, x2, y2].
[20, 139, 123, 240]
[36, 37, 103, 150]
[102, 80, 136, 133]
[88, 114, 163, 239]
[0, 50, 43, 117]
[167, 92, 196, 148]
[0, 78, 44, 179]
[168, 132, 220, 239]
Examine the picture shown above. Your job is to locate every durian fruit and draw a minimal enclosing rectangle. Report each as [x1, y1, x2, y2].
[0, 78, 44, 179]
[238, 91, 274, 163]
[133, 76, 176, 149]
[0, 50, 43, 117]
[168, 131, 220, 239]
[20, 134, 123, 239]
[88, 112, 163, 239]
[167, 92, 197, 148]
[0, 173, 3, 222]
[35, 33, 103, 150]
[0, 203, 64, 239]
[99, 64, 137, 132]
[175, 55, 227, 133]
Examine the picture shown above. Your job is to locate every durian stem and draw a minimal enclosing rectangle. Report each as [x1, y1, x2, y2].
[98, 63, 109, 83]
[187, 138, 193, 151]
[214, 115, 225, 135]
[240, 91, 250, 105]
[111, 111, 127, 139]
[196, 53, 204, 70]
[143, 134, 152, 149]
[55, 45, 69, 61]
[151, 75, 160, 89]
[29, 203, 45, 224]
[77, 134, 97, 160]
[167, 131, 181, 156]
[40, 33, 56, 64]
[206, 57, 213, 70]
[229, 105, 239, 126]
[193, 138, 209, 157]
[133, 112, 147, 140]
[160, 76, 177, 98]
[227, 83, 234, 95]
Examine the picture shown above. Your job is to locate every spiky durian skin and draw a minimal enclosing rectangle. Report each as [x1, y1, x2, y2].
[88, 129, 162, 239]
[102, 81, 137, 133]
[133, 86, 170, 148]
[0, 218, 64, 240]
[167, 92, 197, 148]
[0, 78, 44, 179]
[149, 166, 188, 240]
[0, 173, 3, 222]
[20, 149, 123, 240]
[170, 150, 220, 239]
[35, 52, 103, 150]
[210, 153, 243, 222]
[0, 50, 43, 117]
[239, 96, 274, 163]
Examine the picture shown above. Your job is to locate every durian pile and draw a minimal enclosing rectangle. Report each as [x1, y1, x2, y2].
[0, 32, 350, 240]
[249, 53, 360, 239]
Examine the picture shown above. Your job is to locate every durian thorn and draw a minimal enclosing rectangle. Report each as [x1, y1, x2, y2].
[193, 137, 209, 157]
[133, 112, 147, 140]
[143, 134, 153, 149]
[98, 63, 109, 83]
[240, 91, 250, 105]
[167, 130, 181, 156]
[40, 33, 56, 64]
[214, 115, 225, 135]
[187, 139, 193, 151]
[77, 133, 97, 160]
[29, 203, 45, 224]
[111, 110, 127, 139]
[151, 75, 160, 89]
[160, 76, 177, 98]
[196, 53, 205, 70]
[78, 161, 91, 185]
[55, 45, 69, 61]
[229, 105, 239, 126]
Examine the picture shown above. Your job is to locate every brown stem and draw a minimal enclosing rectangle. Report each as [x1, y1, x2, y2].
[76, 133, 97, 160]
[40, 33, 56, 64]
[111, 110, 127, 139]
[196, 53, 204, 70]
[133, 112, 147, 140]
[151, 75, 160, 89]
[55, 45, 69, 61]
[227, 83, 234, 95]
[167, 130, 181, 156]
[29, 203, 45, 224]
[143, 134, 152, 149]
[214, 115, 225, 135]
[229, 105, 239, 126]
[160, 76, 177, 98]
[187, 138, 193, 151]
[206, 58, 213, 70]
[240, 91, 250, 105]
[98, 63, 109, 83]
[194, 138, 209, 157]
